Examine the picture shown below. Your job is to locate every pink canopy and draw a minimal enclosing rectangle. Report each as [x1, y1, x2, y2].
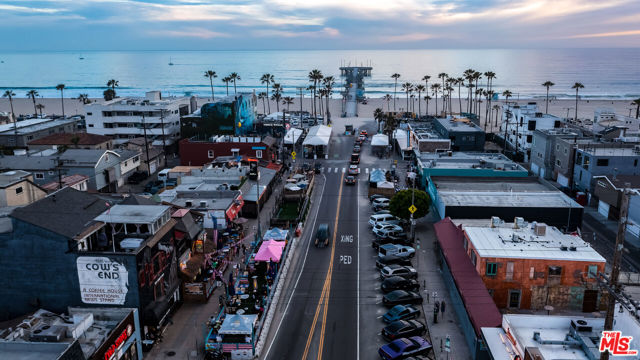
[254, 241, 284, 262]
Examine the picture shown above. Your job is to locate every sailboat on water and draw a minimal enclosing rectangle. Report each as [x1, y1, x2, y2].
[169, 57, 174, 66]
[79, 54, 85, 60]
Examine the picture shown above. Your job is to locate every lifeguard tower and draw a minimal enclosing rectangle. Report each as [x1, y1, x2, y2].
[340, 61, 372, 117]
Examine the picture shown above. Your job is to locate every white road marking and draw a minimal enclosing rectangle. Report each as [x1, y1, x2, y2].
[263, 174, 327, 359]
[342, 167, 346, 173]
[376, 315, 383, 319]
[365, 168, 369, 174]
[334, 167, 338, 173]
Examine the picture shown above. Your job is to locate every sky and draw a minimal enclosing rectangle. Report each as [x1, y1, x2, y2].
[1, 0, 640, 50]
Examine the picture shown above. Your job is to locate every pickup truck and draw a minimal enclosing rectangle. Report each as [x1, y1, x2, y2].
[378, 244, 415, 259]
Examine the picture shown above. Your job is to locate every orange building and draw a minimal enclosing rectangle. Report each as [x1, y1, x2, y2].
[456, 217, 606, 312]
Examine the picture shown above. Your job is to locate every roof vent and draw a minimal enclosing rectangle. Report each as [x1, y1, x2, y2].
[560, 246, 568, 251]
[569, 246, 577, 251]
[200, 200, 207, 208]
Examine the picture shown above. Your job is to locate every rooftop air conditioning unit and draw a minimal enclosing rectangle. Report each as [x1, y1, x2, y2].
[514, 217, 525, 229]
[200, 200, 207, 208]
[534, 223, 546, 236]
[185, 201, 192, 207]
[571, 319, 593, 333]
[30, 324, 66, 342]
[491, 216, 501, 228]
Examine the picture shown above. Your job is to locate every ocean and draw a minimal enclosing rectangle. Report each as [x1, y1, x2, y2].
[0, 49, 638, 100]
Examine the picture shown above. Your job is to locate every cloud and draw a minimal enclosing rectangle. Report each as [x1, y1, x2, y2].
[0, 4, 62, 13]
[378, 33, 436, 43]
[567, 29, 640, 39]
[255, 27, 340, 38]
[151, 27, 231, 39]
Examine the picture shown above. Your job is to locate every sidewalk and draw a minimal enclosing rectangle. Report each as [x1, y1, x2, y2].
[415, 213, 471, 360]
[146, 171, 283, 359]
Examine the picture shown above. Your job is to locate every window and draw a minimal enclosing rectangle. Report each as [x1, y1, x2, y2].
[583, 156, 590, 169]
[27, 135, 34, 140]
[86, 112, 92, 116]
[596, 158, 609, 167]
[588, 265, 598, 278]
[34, 173, 44, 179]
[88, 124, 94, 127]
[487, 289, 494, 297]
[256, 150, 263, 158]
[548, 266, 562, 276]
[554, 120, 561, 128]
[48, 171, 55, 175]
[15, 187, 23, 195]
[529, 267, 535, 279]
[471, 251, 477, 266]
[635, 159, 638, 167]
[124, 161, 128, 167]
[526, 135, 533, 143]
[564, 148, 568, 154]
[486, 263, 497, 276]
[556, 159, 561, 166]
[528, 120, 536, 131]
[576, 152, 583, 165]
[506, 262, 514, 280]
[207, 150, 214, 158]
[556, 144, 560, 151]
[463, 238, 468, 250]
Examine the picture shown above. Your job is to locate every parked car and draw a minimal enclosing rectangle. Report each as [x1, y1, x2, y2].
[144, 180, 165, 194]
[376, 230, 409, 242]
[369, 213, 396, 226]
[378, 244, 415, 259]
[372, 197, 390, 207]
[382, 320, 426, 341]
[381, 276, 420, 293]
[373, 209, 392, 215]
[373, 224, 404, 237]
[383, 305, 421, 323]
[370, 194, 385, 202]
[373, 203, 390, 212]
[353, 145, 361, 153]
[348, 164, 360, 176]
[372, 235, 411, 250]
[380, 265, 417, 279]
[376, 255, 412, 269]
[127, 171, 148, 185]
[383, 290, 423, 307]
[345, 176, 357, 185]
[315, 223, 330, 248]
[378, 337, 432, 360]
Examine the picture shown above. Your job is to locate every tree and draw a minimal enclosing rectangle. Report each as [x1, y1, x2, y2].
[260, 73, 274, 113]
[421, 75, 431, 95]
[572, 82, 584, 122]
[2, 90, 18, 146]
[391, 73, 401, 111]
[77, 93, 91, 104]
[56, 84, 66, 117]
[414, 85, 425, 117]
[456, 77, 464, 113]
[542, 81, 555, 114]
[106, 79, 119, 98]
[257, 92, 267, 114]
[229, 72, 241, 94]
[271, 83, 282, 113]
[473, 72, 482, 115]
[438, 73, 448, 113]
[383, 94, 392, 112]
[204, 70, 217, 100]
[26, 89, 39, 116]
[502, 90, 512, 103]
[282, 96, 294, 112]
[323, 76, 335, 124]
[632, 98, 640, 119]
[374, 108, 384, 123]
[431, 83, 441, 116]
[424, 95, 431, 115]
[463, 68, 475, 112]
[222, 76, 231, 96]
[103, 89, 116, 101]
[389, 189, 431, 220]
[35, 103, 45, 117]
[401, 82, 413, 114]
[308, 69, 323, 121]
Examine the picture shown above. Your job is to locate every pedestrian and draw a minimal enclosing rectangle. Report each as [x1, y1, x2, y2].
[433, 301, 440, 324]
[241, 243, 246, 257]
[440, 299, 446, 320]
[426, 291, 430, 304]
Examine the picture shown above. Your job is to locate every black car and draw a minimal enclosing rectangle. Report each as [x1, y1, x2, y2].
[127, 171, 148, 185]
[373, 233, 411, 250]
[376, 254, 412, 269]
[382, 320, 427, 341]
[370, 194, 385, 203]
[383, 290, 423, 307]
[381, 276, 420, 293]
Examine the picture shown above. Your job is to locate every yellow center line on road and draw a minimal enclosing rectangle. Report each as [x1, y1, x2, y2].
[301, 173, 345, 360]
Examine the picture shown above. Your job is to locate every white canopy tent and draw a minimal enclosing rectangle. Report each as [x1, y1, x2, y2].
[284, 128, 304, 145]
[371, 134, 390, 147]
[302, 125, 332, 146]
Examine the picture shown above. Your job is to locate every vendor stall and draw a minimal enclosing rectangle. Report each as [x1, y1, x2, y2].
[302, 125, 332, 159]
[254, 241, 284, 263]
[262, 227, 289, 242]
[206, 314, 257, 359]
[284, 128, 304, 145]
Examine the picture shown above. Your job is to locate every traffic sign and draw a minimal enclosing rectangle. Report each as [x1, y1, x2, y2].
[408, 205, 417, 214]
[291, 151, 296, 157]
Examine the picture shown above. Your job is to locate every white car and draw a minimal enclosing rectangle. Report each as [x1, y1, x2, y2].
[348, 164, 360, 175]
[373, 224, 403, 237]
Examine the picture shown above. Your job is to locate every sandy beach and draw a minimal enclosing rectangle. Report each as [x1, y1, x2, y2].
[1, 96, 636, 131]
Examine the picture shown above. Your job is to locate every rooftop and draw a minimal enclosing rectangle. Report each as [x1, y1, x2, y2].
[59, 149, 139, 165]
[593, 175, 640, 190]
[578, 147, 640, 156]
[41, 174, 89, 191]
[460, 218, 605, 262]
[435, 117, 483, 133]
[27, 132, 111, 146]
[94, 204, 170, 224]
[418, 152, 526, 171]
[0, 155, 56, 171]
[0, 170, 31, 188]
[0, 118, 79, 135]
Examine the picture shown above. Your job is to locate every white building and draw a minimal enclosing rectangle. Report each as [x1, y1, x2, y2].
[500, 102, 564, 162]
[85, 91, 192, 146]
[593, 107, 640, 134]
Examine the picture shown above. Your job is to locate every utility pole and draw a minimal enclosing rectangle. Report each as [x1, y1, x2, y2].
[157, 108, 167, 156]
[503, 109, 511, 155]
[141, 113, 152, 175]
[600, 186, 630, 360]
[255, 167, 262, 247]
[410, 176, 416, 241]
[297, 87, 305, 124]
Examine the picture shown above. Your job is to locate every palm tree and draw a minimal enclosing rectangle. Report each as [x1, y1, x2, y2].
[632, 98, 640, 119]
[204, 70, 217, 100]
[36, 103, 45, 117]
[391, 73, 401, 111]
[77, 93, 90, 105]
[455, 77, 464, 114]
[383, 94, 392, 112]
[438, 73, 448, 113]
[431, 83, 441, 116]
[2, 90, 18, 145]
[271, 83, 282, 113]
[374, 108, 384, 123]
[401, 82, 413, 114]
[446, 84, 454, 116]
[26, 90, 39, 116]
[424, 95, 432, 115]
[308, 69, 323, 121]
[502, 90, 513, 103]
[106, 79, 119, 97]
[572, 82, 584, 121]
[493, 104, 501, 127]
[229, 72, 240, 94]
[463, 69, 475, 112]
[414, 85, 426, 117]
[282, 96, 294, 112]
[103, 89, 116, 101]
[473, 72, 482, 115]
[56, 84, 66, 117]
[222, 76, 231, 96]
[421, 75, 431, 95]
[323, 76, 335, 124]
[260, 73, 274, 113]
[257, 92, 267, 114]
[542, 81, 555, 114]
[484, 71, 496, 122]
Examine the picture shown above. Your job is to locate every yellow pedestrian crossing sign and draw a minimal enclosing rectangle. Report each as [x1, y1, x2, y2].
[291, 151, 296, 157]
[408, 205, 417, 214]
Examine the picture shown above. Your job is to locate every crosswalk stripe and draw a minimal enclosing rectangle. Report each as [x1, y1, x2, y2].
[334, 167, 338, 173]
[365, 168, 369, 174]
[342, 168, 346, 173]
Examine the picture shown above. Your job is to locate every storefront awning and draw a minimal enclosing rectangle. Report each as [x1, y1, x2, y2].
[371, 134, 389, 147]
[284, 128, 304, 144]
[219, 314, 258, 335]
[302, 125, 332, 146]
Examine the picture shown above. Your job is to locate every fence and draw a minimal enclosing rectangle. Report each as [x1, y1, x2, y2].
[619, 272, 640, 285]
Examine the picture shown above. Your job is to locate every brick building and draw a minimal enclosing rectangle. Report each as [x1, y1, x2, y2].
[179, 136, 276, 166]
[454, 217, 606, 311]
